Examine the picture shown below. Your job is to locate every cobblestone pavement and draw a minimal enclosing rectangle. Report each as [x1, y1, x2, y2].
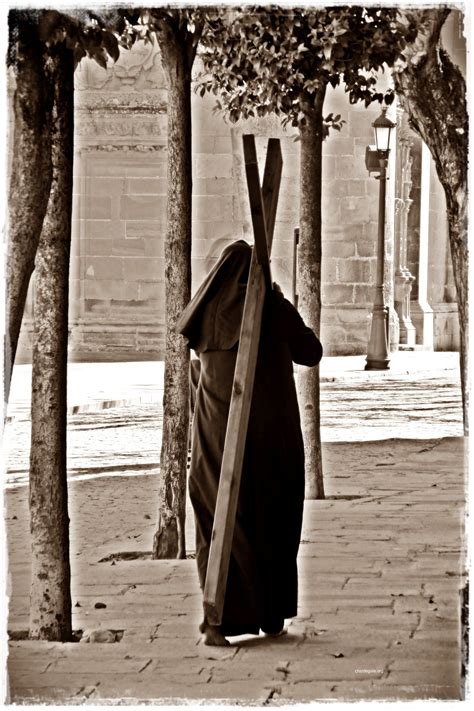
[3, 353, 467, 703]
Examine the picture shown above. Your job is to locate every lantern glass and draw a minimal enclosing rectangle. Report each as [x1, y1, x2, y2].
[372, 106, 396, 154]
[375, 125, 391, 152]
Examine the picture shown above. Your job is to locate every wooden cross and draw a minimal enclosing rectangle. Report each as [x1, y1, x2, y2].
[203, 135, 283, 625]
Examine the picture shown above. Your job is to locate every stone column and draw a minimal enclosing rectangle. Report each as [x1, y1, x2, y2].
[410, 141, 434, 348]
[393, 108, 416, 346]
[385, 116, 399, 352]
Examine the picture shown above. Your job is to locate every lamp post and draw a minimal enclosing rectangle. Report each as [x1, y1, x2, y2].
[364, 106, 396, 370]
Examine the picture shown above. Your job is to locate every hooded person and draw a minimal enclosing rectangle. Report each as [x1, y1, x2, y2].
[176, 239, 322, 646]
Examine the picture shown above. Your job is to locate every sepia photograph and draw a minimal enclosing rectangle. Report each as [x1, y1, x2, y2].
[1, 0, 469, 704]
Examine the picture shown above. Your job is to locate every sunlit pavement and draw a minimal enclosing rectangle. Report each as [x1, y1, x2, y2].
[3, 352, 463, 486]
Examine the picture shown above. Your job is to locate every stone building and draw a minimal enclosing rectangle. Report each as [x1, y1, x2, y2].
[16, 11, 464, 362]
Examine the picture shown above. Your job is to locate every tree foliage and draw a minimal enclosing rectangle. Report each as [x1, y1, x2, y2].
[198, 6, 417, 131]
[8, 8, 124, 72]
[136, 8, 204, 66]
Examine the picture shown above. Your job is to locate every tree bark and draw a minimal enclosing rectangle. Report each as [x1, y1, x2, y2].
[29, 43, 74, 641]
[297, 87, 326, 500]
[5, 16, 53, 404]
[393, 8, 469, 433]
[153, 26, 195, 559]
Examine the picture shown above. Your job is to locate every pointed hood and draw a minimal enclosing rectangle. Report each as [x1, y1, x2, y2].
[176, 240, 252, 353]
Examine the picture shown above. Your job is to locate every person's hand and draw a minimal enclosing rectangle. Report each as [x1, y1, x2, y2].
[272, 282, 283, 294]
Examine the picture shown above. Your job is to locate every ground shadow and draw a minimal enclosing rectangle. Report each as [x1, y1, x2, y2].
[231, 632, 302, 648]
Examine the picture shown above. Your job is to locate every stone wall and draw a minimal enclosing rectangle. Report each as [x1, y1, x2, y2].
[65, 41, 390, 360]
[12, 25, 462, 362]
[320, 90, 389, 356]
[68, 40, 168, 360]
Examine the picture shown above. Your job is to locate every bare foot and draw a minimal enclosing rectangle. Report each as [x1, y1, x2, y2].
[199, 621, 230, 646]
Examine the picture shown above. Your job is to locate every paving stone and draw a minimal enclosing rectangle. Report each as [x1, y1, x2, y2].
[96, 675, 271, 703]
[374, 683, 461, 701]
[237, 644, 306, 663]
[331, 609, 418, 628]
[277, 680, 354, 701]
[322, 680, 450, 701]
[298, 598, 343, 613]
[297, 628, 413, 648]
[8, 686, 87, 704]
[285, 657, 387, 682]
[120, 626, 177, 644]
[385, 668, 461, 688]
[73, 600, 191, 621]
[46, 655, 147, 673]
[411, 630, 461, 647]
[9, 672, 102, 701]
[152, 618, 203, 639]
[387, 637, 460, 654]
[208, 660, 280, 683]
[388, 658, 460, 675]
[7, 658, 52, 674]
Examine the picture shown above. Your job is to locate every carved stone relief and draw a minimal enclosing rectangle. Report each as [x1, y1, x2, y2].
[75, 116, 166, 138]
[75, 38, 167, 150]
[394, 107, 416, 346]
[75, 39, 165, 94]
[78, 144, 166, 153]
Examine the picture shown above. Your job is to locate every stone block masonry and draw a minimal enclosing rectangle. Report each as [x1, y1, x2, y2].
[318, 92, 386, 355]
[70, 49, 391, 360]
[12, 37, 460, 361]
[67, 147, 168, 359]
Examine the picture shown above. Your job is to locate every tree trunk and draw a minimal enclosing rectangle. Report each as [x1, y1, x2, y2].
[447, 205, 468, 433]
[153, 36, 193, 559]
[393, 8, 469, 433]
[29, 43, 74, 641]
[297, 87, 326, 500]
[5, 17, 53, 404]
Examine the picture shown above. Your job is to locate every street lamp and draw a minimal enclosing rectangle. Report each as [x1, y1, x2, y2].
[364, 105, 396, 370]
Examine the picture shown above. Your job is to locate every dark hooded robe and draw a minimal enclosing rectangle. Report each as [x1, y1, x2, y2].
[177, 240, 322, 636]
